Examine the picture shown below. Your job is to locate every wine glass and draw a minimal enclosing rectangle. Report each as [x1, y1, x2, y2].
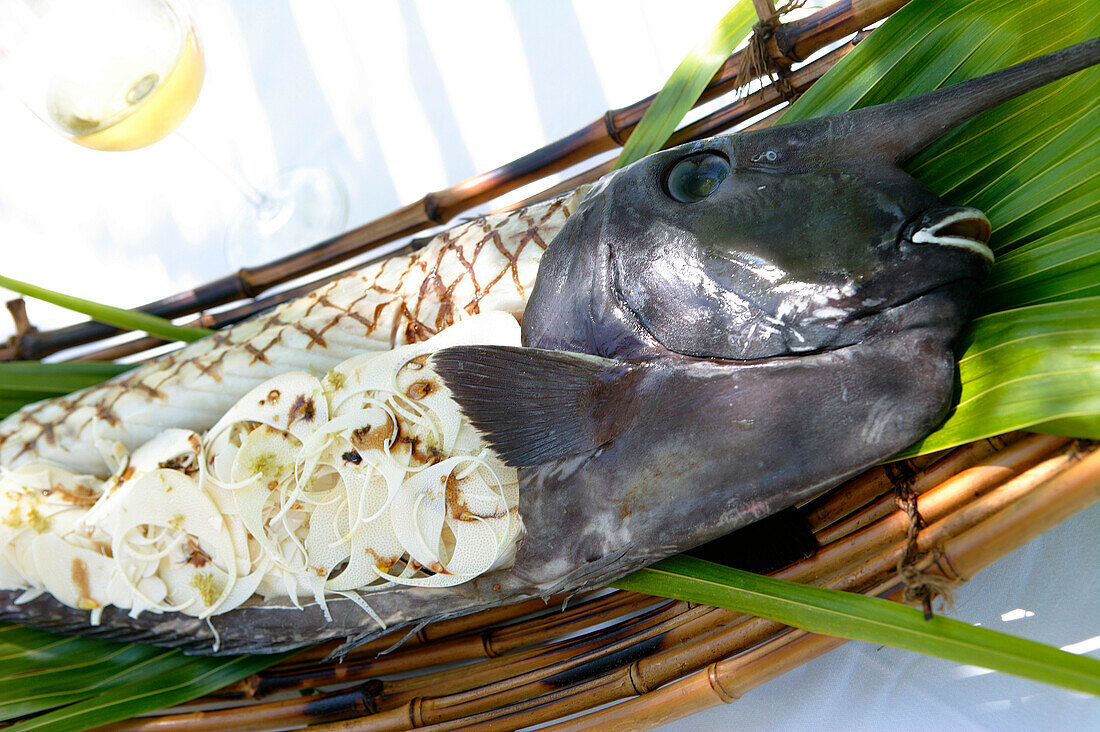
[0, 0, 348, 267]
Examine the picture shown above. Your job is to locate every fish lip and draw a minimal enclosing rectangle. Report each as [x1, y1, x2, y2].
[629, 276, 986, 367]
[909, 207, 994, 263]
[832, 276, 984, 326]
[753, 277, 986, 362]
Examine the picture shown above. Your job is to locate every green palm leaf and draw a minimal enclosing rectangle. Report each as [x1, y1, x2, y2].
[0, 362, 132, 418]
[0, 274, 212, 344]
[776, 0, 1099, 453]
[901, 298, 1100, 456]
[0, 623, 287, 731]
[8, 654, 286, 732]
[612, 1, 756, 168]
[615, 557, 1100, 695]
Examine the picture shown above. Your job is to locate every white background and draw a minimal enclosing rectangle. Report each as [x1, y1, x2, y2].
[0, 2, 1096, 729]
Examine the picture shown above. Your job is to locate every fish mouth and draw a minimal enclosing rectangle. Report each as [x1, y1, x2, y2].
[909, 206, 993, 262]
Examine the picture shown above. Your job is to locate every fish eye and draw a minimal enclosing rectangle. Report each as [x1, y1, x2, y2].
[664, 152, 730, 203]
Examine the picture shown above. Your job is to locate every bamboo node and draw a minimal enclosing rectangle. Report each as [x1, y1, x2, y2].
[894, 481, 956, 619]
[603, 109, 631, 147]
[628, 661, 651, 696]
[707, 661, 740, 704]
[739, 0, 805, 101]
[482, 631, 502, 658]
[356, 679, 384, 715]
[423, 192, 444, 224]
[408, 697, 425, 728]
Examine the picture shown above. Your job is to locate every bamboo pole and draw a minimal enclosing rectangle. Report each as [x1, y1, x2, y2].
[2, 0, 902, 362]
[811, 446, 1082, 596]
[101, 438, 1095, 732]
[539, 595, 887, 732]
[494, 38, 854, 215]
[283, 593, 573, 668]
[801, 436, 1012, 534]
[97, 682, 384, 732]
[784, 433, 1073, 583]
[813, 433, 1030, 545]
[439, 617, 793, 732]
[106, 598, 689, 732]
[210, 591, 660, 701]
[376, 600, 699, 702]
[923, 441, 1100, 581]
[778, 0, 906, 60]
[363, 603, 712, 728]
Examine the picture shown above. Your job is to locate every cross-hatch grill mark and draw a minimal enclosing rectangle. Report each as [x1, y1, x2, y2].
[0, 191, 583, 467]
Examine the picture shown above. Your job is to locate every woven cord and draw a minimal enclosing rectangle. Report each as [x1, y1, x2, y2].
[889, 464, 958, 620]
[738, 0, 805, 100]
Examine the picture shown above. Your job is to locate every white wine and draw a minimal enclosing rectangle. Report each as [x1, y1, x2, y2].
[9, 0, 346, 262]
[47, 30, 204, 151]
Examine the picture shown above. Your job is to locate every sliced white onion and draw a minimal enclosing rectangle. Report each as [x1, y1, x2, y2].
[207, 372, 327, 445]
[1, 312, 527, 621]
[29, 533, 115, 611]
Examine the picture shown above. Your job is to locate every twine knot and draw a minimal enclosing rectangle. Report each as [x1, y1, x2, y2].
[737, 0, 805, 101]
[893, 477, 957, 619]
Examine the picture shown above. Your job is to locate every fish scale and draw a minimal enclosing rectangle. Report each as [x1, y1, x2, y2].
[0, 188, 587, 477]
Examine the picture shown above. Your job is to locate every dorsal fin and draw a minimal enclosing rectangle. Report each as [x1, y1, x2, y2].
[431, 346, 643, 467]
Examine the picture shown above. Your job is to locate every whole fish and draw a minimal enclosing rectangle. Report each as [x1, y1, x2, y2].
[0, 39, 1096, 654]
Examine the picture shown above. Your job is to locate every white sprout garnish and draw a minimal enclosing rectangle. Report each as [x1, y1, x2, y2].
[0, 312, 523, 625]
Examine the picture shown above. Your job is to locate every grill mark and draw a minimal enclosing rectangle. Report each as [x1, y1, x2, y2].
[0, 194, 580, 467]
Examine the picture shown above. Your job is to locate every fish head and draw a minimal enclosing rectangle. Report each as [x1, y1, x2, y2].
[523, 128, 993, 361]
[446, 43, 1100, 597]
[523, 37, 1100, 363]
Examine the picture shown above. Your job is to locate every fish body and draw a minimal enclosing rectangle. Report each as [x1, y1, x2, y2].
[0, 40, 1097, 654]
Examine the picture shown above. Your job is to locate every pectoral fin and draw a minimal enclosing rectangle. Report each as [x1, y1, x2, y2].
[431, 346, 643, 467]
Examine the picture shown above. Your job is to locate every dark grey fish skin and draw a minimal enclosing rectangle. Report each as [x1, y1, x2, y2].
[1, 38, 1097, 655]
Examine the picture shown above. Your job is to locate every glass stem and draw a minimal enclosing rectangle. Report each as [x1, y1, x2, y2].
[174, 131, 283, 220]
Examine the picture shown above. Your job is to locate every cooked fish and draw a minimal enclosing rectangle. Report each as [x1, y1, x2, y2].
[0, 312, 523, 638]
[0, 189, 586, 476]
[0, 39, 1096, 654]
